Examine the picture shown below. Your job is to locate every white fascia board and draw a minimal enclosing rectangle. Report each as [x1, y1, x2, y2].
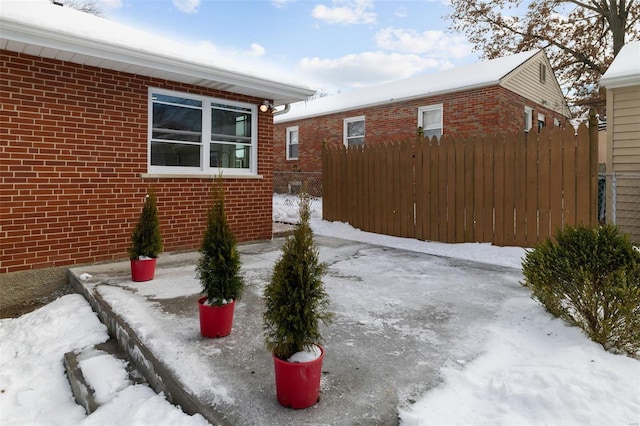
[600, 74, 640, 89]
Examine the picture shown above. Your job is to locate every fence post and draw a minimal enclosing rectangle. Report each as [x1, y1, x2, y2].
[588, 109, 598, 225]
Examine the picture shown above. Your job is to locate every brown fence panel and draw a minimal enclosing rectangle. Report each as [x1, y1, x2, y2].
[454, 137, 466, 243]
[493, 134, 506, 246]
[562, 125, 578, 226]
[321, 125, 596, 248]
[463, 137, 476, 242]
[415, 138, 426, 240]
[482, 135, 495, 243]
[502, 134, 516, 246]
[400, 141, 415, 238]
[549, 128, 563, 237]
[473, 137, 484, 242]
[514, 131, 527, 246]
[525, 132, 539, 246]
[537, 127, 551, 243]
[429, 138, 440, 241]
[369, 146, 386, 234]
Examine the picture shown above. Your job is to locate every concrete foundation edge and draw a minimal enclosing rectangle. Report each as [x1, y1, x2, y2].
[68, 269, 233, 426]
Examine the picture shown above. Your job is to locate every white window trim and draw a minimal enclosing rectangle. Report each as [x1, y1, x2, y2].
[417, 103, 443, 138]
[537, 113, 546, 131]
[148, 87, 258, 176]
[524, 106, 533, 132]
[286, 126, 299, 160]
[343, 115, 365, 147]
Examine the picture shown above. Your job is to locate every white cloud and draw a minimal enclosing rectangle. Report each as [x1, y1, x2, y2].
[312, 0, 376, 25]
[394, 7, 407, 18]
[375, 27, 471, 58]
[297, 51, 449, 90]
[173, 0, 200, 14]
[246, 43, 266, 57]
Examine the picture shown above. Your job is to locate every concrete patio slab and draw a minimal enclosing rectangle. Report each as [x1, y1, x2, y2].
[69, 236, 525, 425]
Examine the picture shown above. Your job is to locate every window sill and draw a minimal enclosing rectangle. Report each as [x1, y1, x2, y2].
[141, 173, 264, 180]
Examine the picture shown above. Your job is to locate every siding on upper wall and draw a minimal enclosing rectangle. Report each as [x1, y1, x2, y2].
[605, 83, 640, 244]
[501, 51, 571, 118]
[607, 85, 640, 172]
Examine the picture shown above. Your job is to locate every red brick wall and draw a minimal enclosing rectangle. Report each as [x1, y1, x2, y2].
[1, 50, 274, 273]
[274, 86, 568, 173]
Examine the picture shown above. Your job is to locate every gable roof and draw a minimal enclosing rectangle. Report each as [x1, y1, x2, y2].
[600, 40, 640, 88]
[0, 1, 315, 106]
[276, 50, 550, 123]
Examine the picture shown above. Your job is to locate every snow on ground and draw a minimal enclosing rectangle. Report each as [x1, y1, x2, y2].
[0, 294, 210, 426]
[0, 195, 637, 425]
[274, 193, 526, 269]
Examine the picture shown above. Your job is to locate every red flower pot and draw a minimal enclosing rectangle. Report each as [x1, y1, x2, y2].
[273, 345, 324, 409]
[130, 258, 157, 282]
[198, 297, 235, 338]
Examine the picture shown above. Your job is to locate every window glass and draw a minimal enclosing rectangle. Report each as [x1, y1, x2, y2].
[287, 127, 299, 160]
[418, 104, 443, 139]
[344, 117, 365, 146]
[210, 143, 250, 169]
[211, 103, 252, 142]
[149, 90, 256, 174]
[151, 95, 203, 167]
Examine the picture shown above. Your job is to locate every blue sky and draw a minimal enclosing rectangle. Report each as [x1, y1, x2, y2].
[99, 0, 478, 94]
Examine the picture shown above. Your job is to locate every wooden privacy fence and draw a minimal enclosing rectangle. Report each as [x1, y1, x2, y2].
[322, 120, 598, 248]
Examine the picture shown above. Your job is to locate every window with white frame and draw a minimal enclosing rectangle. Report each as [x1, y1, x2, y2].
[524, 106, 533, 132]
[286, 126, 299, 160]
[418, 104, 443, 139]
[343, 116, 365, 147]
[149, 89, 257, 174]
[537, 113, 546, 132]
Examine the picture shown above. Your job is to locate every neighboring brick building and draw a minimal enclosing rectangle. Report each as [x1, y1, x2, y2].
[0, 0, 313, 290]
[274, 50, 571, 183]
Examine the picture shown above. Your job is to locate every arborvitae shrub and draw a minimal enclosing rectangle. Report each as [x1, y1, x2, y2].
[263, 190, 333, 360]
[196, 178, 244, 306]
[128, 187, 163, 259]
[522, 224, 640, 357]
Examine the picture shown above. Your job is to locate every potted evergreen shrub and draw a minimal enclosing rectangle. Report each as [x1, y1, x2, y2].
[263, 189, 333, 409]
[128, 187, 163, 282]
[196, 177, 244, 338]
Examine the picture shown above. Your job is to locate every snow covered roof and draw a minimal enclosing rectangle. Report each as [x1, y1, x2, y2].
[600, 40, 640, 88]
[0, 1, 315, 106]
[275, 50, 540, 123]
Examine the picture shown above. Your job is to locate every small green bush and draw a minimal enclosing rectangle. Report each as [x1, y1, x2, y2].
[522, 224, 640, 357]
[196, 178, 244, 306]
[263, 189, 333, 360]
[129, 187, 163, 259]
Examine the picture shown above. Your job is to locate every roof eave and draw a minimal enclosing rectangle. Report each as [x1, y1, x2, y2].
[275, 81, 499, 123]
[0, 16, 315, 105]
[600, 74, 640, 89]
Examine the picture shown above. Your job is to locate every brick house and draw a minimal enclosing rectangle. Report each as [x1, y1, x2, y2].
[0, 2, 313, 309]
[274, 50, 571, 189]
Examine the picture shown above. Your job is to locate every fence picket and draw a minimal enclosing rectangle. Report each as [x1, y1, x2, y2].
[538, 127, 551, 243]
[493, 134, 506, 246]
[525, 133, 539, 246]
